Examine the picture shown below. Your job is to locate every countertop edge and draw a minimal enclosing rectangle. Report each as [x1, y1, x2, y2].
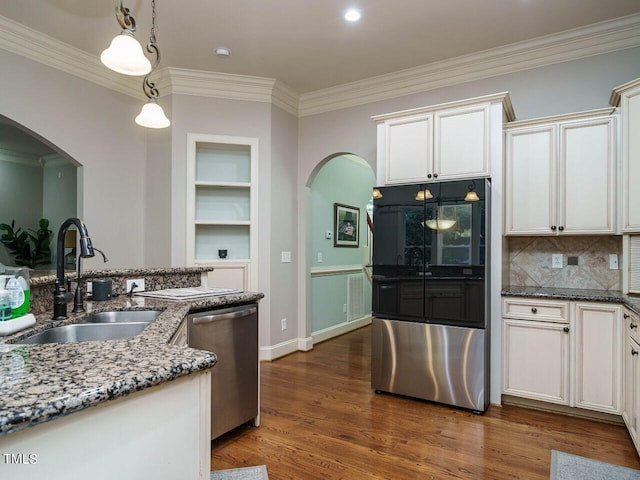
[0, 291, 264, 437]
[501, 287, 640, 316]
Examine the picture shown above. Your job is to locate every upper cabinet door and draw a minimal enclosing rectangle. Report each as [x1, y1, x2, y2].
[621, 84, 640, 232]
[504, 109, 617, 236]
[560, 117, 616, 234]
[384, 114, 433, 185]
[373, 93, 513, 186]
[505, 125, 556, 235]
[434, 104, 490, 180]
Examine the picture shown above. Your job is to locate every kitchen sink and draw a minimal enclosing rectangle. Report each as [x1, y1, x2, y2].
[17, 322, 150, 344]
[81, 310, 162, 324]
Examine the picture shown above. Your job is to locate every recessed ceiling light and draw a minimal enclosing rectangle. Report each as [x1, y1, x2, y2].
[344, 8, 361, 22]
[214, 47, 231, 57]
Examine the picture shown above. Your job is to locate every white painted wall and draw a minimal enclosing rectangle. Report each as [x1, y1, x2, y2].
[0, 49, 148, 270]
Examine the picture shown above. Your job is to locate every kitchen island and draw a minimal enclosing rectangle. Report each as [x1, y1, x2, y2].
[0, 268, 263, 480]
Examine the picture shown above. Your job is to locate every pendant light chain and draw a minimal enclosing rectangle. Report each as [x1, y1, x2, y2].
[142, 0, 160, 100]
[150, 0, 157, 46]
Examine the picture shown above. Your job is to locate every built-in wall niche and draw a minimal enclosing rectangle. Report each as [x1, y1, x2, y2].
[186, 134, 258, 291]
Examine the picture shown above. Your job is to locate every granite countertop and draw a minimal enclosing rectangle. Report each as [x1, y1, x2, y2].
[502, 285, 640, 316]
[0, 290, 263, 437]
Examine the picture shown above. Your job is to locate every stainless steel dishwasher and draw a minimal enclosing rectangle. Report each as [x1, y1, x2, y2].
[187, 303, 259, 440]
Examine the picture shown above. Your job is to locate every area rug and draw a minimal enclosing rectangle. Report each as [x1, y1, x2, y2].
[210, 465, 269, 480]
[551, 450, 640, 480]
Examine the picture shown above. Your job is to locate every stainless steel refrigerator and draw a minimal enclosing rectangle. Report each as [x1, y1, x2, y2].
[371, 179, 491, 412]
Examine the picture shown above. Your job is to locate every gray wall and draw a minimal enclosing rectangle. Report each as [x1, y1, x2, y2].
[0, 49, 148, 270]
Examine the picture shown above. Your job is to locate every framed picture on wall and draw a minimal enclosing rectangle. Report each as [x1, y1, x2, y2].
[334, 203, 359, 248]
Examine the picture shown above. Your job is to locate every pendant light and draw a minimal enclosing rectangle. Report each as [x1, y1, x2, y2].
[101, 0, 151, 76]
[464, 180, 479, 201]
[135, 0, 170, 129]
[372, 188, 383, 199]
[415, 188, 433, 201]
[423, 183, 456, 231]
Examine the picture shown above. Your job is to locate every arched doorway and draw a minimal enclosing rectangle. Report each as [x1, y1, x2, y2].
[0, 116, 80, 269]
[306, 153, 376, 344]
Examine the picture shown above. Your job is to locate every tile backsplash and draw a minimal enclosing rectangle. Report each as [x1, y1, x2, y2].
[507, 236, 622, 290]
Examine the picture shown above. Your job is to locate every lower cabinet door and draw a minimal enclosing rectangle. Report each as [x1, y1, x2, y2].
[503, 319, 570, 404]
[625, 335, 640, 450]
[573, 303, 622, 414]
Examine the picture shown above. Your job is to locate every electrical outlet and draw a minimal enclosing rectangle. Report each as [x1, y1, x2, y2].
[126, 278, 145, 294]
[551, 254, 563, 269]
[281, 318, 287, 331]
[609, 254, 619, 270]
[317, 252, 323, 263]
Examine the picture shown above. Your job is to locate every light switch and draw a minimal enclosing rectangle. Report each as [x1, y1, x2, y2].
[281, 251, 291, 263]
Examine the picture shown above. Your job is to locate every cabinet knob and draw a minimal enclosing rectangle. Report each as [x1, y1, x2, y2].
[563, 327, 569, 333]
[531, 307, 537, 314]
[550, 225, 557, 231]
[558, 226, 565, 232]
[632, 323, 638, 330]
[633, 349, 639, 356]
[624, 313, 631, 319]
[427, 174, 432, 179]
[433, 173, 439, 178]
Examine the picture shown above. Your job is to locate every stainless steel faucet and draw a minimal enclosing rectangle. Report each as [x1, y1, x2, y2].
[54, 218, 94, 320]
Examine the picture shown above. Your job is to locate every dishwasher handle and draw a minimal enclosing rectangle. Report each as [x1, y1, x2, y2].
[192, 306, 257, 324]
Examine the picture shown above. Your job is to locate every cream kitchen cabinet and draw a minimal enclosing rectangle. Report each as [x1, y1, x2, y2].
[372, 92, 514, 186]
[504, 109, 617, 235]
[502, 298, 571, 405]
[502, 298, 623, 415]
[623, 307, 640, 451]
[611, 78, 640, 232]
[573, 302, 622, 415]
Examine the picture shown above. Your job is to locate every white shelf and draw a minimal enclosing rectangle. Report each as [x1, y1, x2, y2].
[186, 134, 259, 290]
[194, 220, 251, 226]
[195, 181, 251, 188]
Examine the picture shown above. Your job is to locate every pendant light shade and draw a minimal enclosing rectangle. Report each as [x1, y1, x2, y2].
[101, 1, 151, 76]
[464, 190, 479, 201]
[423, 219, 457, 231]
[372, 188, 383, 199]
[101, 32, 152, 76]
[415, 188, 433, 201]
[464, 181, 479, 201]
[135, 99, 170, 128]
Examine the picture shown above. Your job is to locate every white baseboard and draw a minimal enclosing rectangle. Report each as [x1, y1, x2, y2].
[259, 315, 371, 361]
[312, 315, 372, 345]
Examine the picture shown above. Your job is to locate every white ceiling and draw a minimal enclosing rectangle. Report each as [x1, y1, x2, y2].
[1, 1, 640, 94]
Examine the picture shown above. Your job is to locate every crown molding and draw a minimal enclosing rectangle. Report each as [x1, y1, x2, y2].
[165, 68, 299, 116]
[1, 13, 639, 119]
[505, 107, 616, 129]
[0, 147, 41, 167]
[0, 15, 141, 99]
[298, 13, 640, 117]
[610, 76, 640, 106]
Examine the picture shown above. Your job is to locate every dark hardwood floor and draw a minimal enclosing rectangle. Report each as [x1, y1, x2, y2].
[210, 325, 640, 479]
